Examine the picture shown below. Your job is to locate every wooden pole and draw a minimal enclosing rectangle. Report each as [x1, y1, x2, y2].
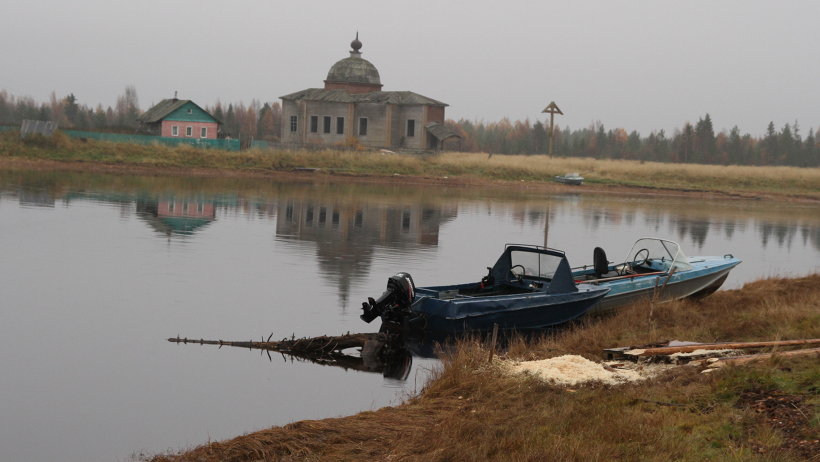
[548, 112, 555, 155]
[542, 101, 563, 156]
[708, 347, 820, 367]
[488, 323, 499, 363]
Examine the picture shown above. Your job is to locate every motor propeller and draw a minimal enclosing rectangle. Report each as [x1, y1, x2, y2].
[360, 272, 416, 324]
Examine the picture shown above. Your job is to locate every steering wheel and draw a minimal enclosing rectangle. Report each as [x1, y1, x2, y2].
[510, 264, 526, 280]
[633, 248, 650, 267]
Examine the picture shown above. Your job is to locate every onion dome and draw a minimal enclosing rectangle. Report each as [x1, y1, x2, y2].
[325, 34, 381, 86]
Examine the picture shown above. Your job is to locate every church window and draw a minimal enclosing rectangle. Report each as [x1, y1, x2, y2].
[323, 116, 331, 134]
[290, 116, 297, 132]
[359, 118, 368, 136]
[310, 116, 318, 133]
[407, 119, 415, 137]
[336, 117, 344, 134]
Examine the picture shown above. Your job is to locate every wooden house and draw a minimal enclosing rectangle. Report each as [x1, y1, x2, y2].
[138, 99, 220, 139]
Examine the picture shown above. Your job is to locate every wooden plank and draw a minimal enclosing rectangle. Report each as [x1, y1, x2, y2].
[632, 339, 820, 356]
[708, 347, 820, 367]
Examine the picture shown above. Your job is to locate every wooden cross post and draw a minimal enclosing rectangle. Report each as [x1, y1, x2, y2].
[541, 101, 563, 155]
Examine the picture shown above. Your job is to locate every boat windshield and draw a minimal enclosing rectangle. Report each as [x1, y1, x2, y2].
[509, 249, 565, 280]
[624, 238, 692, 271]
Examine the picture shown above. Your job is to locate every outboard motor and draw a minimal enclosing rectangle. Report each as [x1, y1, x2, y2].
[360, 272, 416, 324]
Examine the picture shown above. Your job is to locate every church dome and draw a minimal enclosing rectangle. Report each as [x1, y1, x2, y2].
[325, 35, 381, 86]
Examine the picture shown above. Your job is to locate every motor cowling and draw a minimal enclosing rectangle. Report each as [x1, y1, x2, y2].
[360, 272, 416, 323]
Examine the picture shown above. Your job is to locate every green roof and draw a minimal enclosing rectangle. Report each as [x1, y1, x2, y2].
[138, 99, 220, 124]
[280, 89, 447, 107]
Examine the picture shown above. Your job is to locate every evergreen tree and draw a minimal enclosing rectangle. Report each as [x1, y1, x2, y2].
[804, 128, 818, 167]
[727, 126, 743, 164]
[37, 103, 52, 122]
[63, 93, 80, 127]
[762, 121, 778, 165]
[93, 104, 108, 128]
[694, 114, 716, 163]
[224, 104, 237, 137]
[532, 120, 546, 153]
[0, 91, 10, 124]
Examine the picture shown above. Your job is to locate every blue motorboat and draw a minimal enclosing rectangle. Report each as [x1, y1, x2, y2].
[572, 237, 742, 314]
[360, 245, 610, 334]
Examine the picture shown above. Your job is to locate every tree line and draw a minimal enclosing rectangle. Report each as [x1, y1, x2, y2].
[1, 88, 816, 167]
[446, 114, 818, 167]
[0, 87, 283, 144]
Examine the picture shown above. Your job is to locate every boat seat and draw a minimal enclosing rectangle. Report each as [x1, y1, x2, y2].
[593, 247, 609, 277]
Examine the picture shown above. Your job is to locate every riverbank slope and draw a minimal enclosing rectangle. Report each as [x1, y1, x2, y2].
[2, 131, 819, 203]
[151, 275, 820, 462]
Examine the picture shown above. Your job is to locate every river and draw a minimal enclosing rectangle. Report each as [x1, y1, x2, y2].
[0, 169, 817, 461]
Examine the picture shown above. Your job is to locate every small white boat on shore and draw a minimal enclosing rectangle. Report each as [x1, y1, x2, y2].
[554, 172, 584, 185]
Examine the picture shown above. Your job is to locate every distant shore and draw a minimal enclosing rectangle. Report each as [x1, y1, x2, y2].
[1, 133, 819, 204]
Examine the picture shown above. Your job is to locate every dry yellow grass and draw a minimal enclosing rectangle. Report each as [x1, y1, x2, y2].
[429, 152, 820, 195]
[149, 274, 820, 462]
[4, 130, 819, 199]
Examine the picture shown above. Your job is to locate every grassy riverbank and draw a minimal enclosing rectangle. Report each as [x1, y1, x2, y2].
[2, 131, 819, 201]
[150, 275, 820, 462]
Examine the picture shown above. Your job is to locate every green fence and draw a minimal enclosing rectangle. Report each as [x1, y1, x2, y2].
[3, 125, 241, 151]
[63, 130, 240, 151]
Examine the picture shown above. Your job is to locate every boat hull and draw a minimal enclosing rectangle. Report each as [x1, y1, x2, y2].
[554, 177, 583, 185]
[582, 259, 740, 315]
[412, 287, 609, 333]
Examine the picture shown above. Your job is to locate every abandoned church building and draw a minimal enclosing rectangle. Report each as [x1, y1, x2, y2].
[280, 35, 460, 150]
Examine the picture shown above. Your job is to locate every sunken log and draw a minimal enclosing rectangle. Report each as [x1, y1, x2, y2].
[167, 332, 380, 355]
[167, 332, 412, 379]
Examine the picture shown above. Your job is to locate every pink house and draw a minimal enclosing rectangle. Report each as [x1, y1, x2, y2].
[138, 99, 220, 139]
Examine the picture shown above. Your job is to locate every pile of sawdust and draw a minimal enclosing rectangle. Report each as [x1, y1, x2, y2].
[504, 354, 661, 386]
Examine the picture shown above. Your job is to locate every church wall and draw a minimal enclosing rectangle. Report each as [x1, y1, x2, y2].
[356, 103, 387, 147]
[282, 100, 360, 146]
[280, 100, 301, 144]
[393, 105, 425, 149]
[304, 101, 352, 145]
[427, 106, 445, 123]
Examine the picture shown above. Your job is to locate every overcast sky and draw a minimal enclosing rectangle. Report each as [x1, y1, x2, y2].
[2, 0, 818, 136]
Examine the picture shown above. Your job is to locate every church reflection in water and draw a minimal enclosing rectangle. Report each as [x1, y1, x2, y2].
[275, 197, 458, 308]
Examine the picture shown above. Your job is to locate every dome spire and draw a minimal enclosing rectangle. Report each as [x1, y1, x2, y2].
[350, 32, 362, 57]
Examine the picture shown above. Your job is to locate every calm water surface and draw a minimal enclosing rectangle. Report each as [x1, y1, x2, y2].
[0, 170, 817, 461]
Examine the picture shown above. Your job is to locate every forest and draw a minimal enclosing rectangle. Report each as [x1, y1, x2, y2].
[1, 87, 817, 167]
